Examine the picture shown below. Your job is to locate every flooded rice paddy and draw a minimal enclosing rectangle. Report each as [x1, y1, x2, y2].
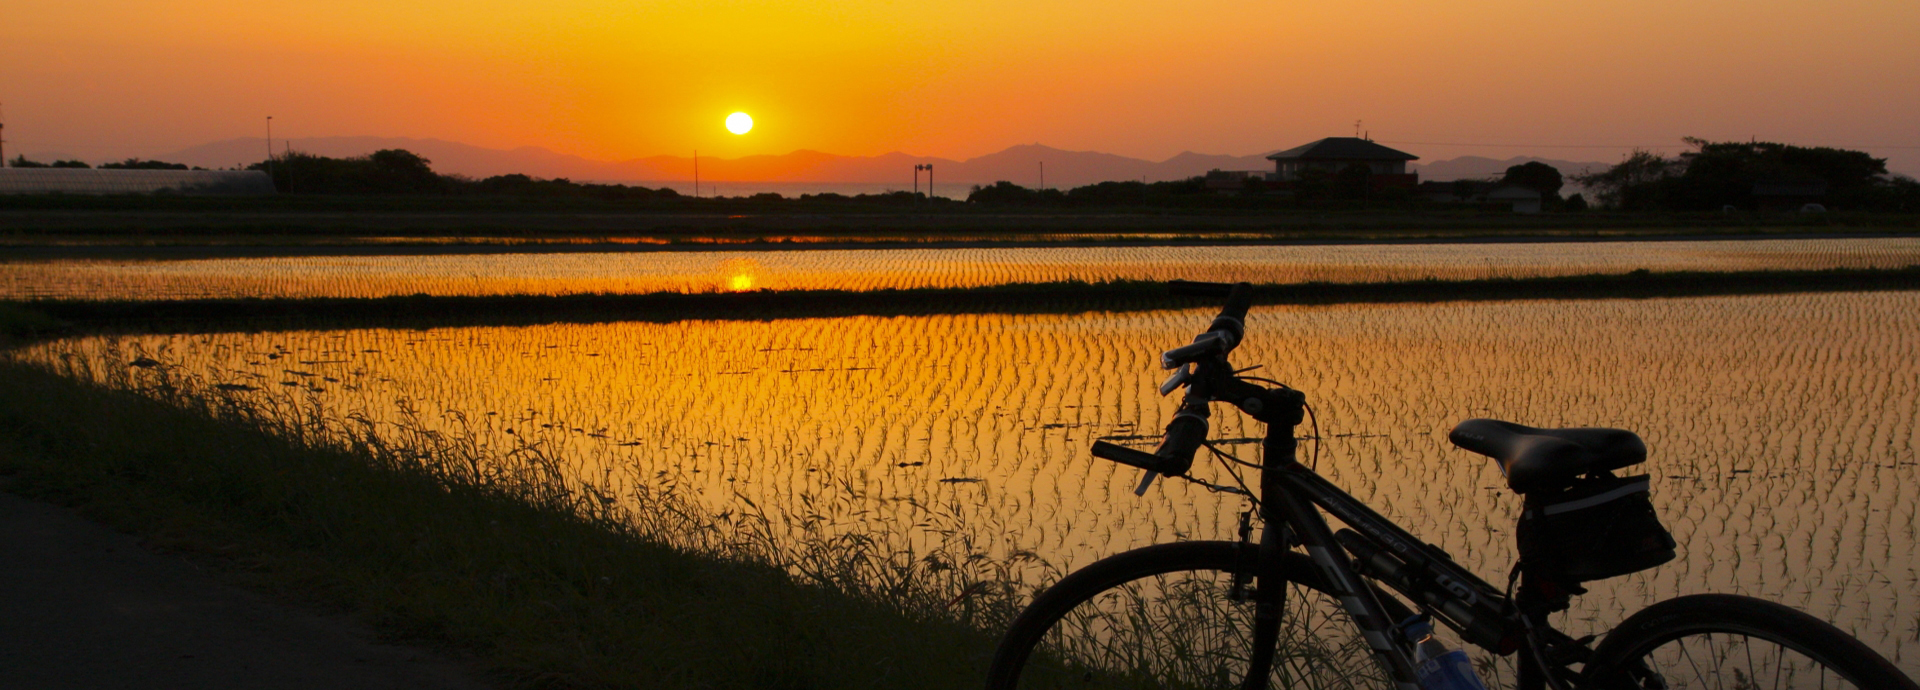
[14, 291, 1920, 676]
[5, 236, 1920, 300]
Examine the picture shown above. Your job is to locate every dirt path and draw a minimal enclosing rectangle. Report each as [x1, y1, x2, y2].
[0, 490, 491, 690]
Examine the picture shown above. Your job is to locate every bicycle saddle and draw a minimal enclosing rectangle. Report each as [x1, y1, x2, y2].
[1448, 418, 1646, 493]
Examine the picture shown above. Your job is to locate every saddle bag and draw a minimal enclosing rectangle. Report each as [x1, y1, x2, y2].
[1516, 473, 1676, 583]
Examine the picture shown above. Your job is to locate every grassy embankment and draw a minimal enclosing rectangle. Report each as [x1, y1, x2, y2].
[0, 343, 1015, 689]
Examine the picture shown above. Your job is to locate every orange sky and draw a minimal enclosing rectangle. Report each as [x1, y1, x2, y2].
[5, 0, 1918, 172]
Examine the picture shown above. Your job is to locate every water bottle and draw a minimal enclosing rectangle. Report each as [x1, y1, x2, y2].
[1404, 617, 1491, 690]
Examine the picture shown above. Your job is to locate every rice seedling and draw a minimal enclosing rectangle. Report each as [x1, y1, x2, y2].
[5, 237, 1920, 301]
[9, 289, 1920, 682]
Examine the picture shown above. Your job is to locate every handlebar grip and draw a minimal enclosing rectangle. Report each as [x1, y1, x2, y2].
[1219, 283, 1253, 323]
[1091, 441, 1175, 473]
[1169, 280, 1238, 297]
[1160, 333, 1225, 370]
[1160, 281, 1255, 369]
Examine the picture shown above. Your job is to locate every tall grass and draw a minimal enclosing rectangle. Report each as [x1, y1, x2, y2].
[0, 354, 1032, 689]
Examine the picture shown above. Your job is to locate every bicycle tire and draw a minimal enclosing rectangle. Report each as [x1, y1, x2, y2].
[1582, 593, 1919, 690]
[986, 540, 1414, 690]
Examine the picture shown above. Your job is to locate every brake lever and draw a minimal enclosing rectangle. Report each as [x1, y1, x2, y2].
[1158, 363, 1192, 396]
[1134, 470, 1159, 496]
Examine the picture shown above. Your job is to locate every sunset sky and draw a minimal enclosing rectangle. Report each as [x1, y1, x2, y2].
[5, 0, 1918, 173]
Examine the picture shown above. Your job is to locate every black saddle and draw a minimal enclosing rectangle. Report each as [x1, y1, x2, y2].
[1448, 418, 1646, 493]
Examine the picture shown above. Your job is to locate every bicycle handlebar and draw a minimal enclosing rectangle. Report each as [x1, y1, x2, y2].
[1159, 281, 1253, 370]
[1094, 281, 1255, 492]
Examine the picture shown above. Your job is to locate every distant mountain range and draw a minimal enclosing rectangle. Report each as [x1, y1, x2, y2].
[154, 136, 1611, 189]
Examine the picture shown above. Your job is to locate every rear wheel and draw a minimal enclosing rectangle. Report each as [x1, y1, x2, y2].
[985, 541, 1411, 690]
[1583, 594, 1919, 690]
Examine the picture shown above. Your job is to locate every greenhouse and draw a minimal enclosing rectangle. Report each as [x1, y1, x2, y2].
[0, 169, 275, 195]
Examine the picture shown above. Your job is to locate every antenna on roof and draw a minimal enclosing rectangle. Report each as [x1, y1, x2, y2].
[1354, 120, 1362, 138]
[1, 102, 8, 168]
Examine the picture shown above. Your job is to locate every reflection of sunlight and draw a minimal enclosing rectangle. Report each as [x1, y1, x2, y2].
[717, 257, 763, 292]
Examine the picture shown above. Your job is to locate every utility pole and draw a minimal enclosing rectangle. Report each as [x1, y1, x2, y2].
[912, 164, 920, 196]
[0, 103, 8, 168]
[1039, 161, 1044, 192]
[693, 149, 699, 198]
[926, 163, 933, 202]
[265, 116, 275, 181]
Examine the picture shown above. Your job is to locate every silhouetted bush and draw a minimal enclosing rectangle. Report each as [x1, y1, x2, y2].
[100, 159, 193, 170]
[1574, 139, 1910, 211]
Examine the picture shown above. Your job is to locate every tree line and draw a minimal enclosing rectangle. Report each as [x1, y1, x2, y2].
[14, 140, 1914, 212]
[8, 156, 199, 169]
[1573, 138, 1920, 212]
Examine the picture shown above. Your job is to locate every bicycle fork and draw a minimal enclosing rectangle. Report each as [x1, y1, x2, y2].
[1256, 412, 1425, 690]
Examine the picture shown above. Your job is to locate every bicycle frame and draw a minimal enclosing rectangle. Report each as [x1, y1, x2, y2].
[1047, 281, 1907, 690]
[1203, 358, 1583, 690]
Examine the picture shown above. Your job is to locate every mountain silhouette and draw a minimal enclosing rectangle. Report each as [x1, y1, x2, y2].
[153, 137, 1607, 189]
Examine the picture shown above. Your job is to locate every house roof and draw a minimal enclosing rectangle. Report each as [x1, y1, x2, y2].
[1266, 137, 1418, 162]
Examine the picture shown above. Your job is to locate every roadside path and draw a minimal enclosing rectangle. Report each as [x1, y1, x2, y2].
[0, 490, 491, 690]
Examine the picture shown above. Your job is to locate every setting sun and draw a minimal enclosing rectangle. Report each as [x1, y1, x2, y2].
[725, 112, 754, 135]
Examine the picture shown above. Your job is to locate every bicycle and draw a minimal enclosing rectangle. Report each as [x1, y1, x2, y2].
[986, 280, 1918, 690]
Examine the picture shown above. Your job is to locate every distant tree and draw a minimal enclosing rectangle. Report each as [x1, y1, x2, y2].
[1563, 193, 1589, 212]
[1671, 137, 1888, 209]
[1571, 150, 1681, 209]
[101, 158, 190, 170]
[368, 149, 440, 193]
[1574, 139, 1902, 211]
[1066, 180, 1150, 204]
[50, 159, 91, 168]
[1500, 161, 1564, 199]
[8, 156, 49, 168]
[967, 181, 1042, 205]
[249, 148, 444, 194]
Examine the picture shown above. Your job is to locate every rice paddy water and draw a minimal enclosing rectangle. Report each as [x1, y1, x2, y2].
[5, 236, 1920, 300]
[13, 290, 1919, 680]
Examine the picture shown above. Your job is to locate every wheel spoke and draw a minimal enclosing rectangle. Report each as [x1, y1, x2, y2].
[1584, 595, 1914, 690]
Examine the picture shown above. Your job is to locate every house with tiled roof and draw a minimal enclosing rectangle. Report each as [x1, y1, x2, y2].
[1261, 137, 1420, 193]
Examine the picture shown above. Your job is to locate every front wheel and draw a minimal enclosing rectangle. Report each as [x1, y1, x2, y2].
[1583, 593, 1919, 690]
[985, 540, 1411, 690]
